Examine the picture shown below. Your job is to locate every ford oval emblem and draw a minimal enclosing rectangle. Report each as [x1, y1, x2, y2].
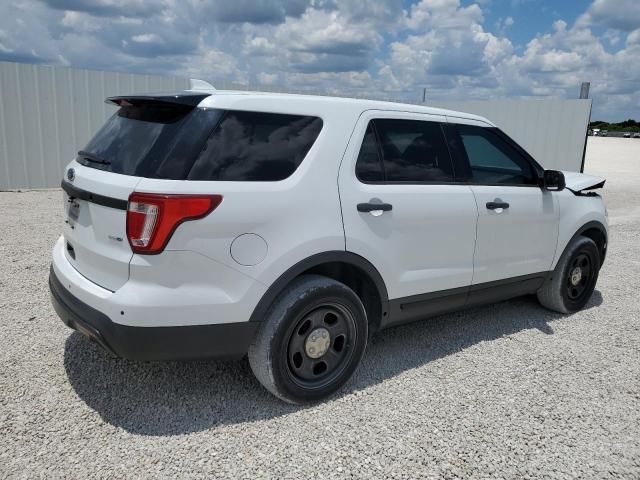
[67, 168, 75, 182]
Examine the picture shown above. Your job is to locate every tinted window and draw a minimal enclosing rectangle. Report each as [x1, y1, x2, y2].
[355, 124, 383, 182]
[455, 125, 536, 185]
[373, 119, 454, 182]
[188, 111, 322, 181]
[79, 102, 221, 179]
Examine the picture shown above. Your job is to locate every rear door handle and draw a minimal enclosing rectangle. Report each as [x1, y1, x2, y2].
[357, 202, 393, 213]
[486, 201, 510, 210]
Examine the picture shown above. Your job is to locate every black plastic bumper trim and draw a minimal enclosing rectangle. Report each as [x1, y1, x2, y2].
[49, 266, 259, 361]
[385, 272, 549, 328]
[61, 180, 128, 210]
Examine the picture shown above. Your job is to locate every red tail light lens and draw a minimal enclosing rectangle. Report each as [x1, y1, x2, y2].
[126, 193, 223, 254]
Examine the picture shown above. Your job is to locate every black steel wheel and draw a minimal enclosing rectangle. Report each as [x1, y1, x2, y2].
[538, 235, 601, 313]
[286, 303, 357, 388]
[566, 253, 594, 302]
[249, 275, 368, 404]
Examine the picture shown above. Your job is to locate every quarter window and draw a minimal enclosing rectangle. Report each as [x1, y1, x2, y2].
[189, 111, 323, 181]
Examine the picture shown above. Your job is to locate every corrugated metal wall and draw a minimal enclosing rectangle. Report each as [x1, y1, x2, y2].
[429, 99, 592, 172]
[0, 61, 591, 188]
[0, 61, 189, 189]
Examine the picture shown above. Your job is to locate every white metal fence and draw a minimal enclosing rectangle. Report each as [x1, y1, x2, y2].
[0, 61, 591, 189]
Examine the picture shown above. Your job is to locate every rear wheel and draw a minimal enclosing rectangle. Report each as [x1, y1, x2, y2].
[248, 275, 368, 404]
[537, 235, 601, 313]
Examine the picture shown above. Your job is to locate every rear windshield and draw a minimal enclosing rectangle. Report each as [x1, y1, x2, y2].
[78, 103, 323, 181]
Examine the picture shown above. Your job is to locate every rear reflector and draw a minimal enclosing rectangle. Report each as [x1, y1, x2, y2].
[126, 193, 223, 254]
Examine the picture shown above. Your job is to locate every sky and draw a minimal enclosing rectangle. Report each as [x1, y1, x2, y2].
[0, 0, 639, 121]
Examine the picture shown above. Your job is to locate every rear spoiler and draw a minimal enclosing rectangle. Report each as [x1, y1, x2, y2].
[106, 79, 215, 108]
[106, 91, 211, 107]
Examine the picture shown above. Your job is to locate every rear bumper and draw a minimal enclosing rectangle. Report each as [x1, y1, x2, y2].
[49, 266, 259, 360]
[51, 235, 268, 329]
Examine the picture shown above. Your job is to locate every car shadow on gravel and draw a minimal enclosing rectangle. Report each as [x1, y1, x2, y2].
[64, 290, 602, 436]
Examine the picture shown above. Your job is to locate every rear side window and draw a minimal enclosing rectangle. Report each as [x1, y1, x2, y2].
[355, 119, 454, 183]
[188, 111, 323, 181]
[452, 124, 536, 185]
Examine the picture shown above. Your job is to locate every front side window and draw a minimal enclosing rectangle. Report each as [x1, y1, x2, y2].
[188, 111, 323, 181]
[354, 118, 454, 183]
[453, 124, 536, 185]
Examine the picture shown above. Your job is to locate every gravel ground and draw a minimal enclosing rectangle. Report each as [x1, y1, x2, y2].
[1, 137, 639, 479]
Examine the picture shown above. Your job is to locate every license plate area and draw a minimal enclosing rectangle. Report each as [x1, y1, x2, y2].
[67, 198, 81, 221]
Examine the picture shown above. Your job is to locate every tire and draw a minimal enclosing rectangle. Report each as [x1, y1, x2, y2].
[248, 274, 368, 404]
[537, 235, 601, 313]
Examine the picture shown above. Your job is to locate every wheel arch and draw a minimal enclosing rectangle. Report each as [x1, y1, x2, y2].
[558, 220, 608, 267]
[249, 251, 389, 333]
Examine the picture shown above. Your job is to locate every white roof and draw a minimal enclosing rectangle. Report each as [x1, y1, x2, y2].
[196, 89, 495, 127]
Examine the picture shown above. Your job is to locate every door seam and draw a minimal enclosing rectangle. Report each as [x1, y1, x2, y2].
[469, 185, 480, 287]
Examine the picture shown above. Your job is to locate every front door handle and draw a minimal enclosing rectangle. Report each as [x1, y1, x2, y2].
[357, 202, 393, 213]
[486, 201, 510, 210]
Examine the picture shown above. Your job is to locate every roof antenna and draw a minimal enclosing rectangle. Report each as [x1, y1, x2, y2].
[189, 78, 216, 91]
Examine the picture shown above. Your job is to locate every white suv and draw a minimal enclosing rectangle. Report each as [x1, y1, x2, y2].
[50, 89, 608, 403]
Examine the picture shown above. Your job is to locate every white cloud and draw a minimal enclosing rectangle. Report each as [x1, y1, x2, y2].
[243, 36, 277, 56]
[131, 33, 162, 44]
[494, 15, 514, 35]
[385, 0, 512, 96]
[603, 29, 620, 46]
[627, 28, 640, 45]
[256, 72, 278, 85]
[184, 47, 248, 86]
[579, 0, 640, 32]
[43, 0, 165, 18]
[273, 8, 383, 63]
[406, 0, 484, 30]
[60, 11, 101, 32]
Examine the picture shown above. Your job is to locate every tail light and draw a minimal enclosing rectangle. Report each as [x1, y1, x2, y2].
[126, 193, 223, 254]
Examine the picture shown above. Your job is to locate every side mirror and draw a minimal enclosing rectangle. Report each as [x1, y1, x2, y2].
[543, 170, 565, 191]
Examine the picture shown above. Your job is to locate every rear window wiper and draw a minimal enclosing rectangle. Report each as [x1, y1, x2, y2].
[77, 150, 112, 165]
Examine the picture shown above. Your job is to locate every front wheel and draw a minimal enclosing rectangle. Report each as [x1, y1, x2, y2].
[248, 275, 368, 404]
[537, 235, 601, 313]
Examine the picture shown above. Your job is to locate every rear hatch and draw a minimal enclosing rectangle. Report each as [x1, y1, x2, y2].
[62, 168, 140, 291]
[61, 92, 215, 291]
